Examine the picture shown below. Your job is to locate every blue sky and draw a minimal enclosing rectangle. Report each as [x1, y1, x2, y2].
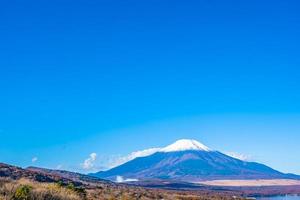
[0, 0, 300, 174]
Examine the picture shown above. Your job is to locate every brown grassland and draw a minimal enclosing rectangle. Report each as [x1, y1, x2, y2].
[0, 178, 243, 200]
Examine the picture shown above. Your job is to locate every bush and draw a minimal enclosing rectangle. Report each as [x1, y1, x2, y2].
[56, 180, 64, 187]
[0, 179, 82, 200]
[66, 183, 86, 199]
[66, 183, 75, 191]
[14, 185, 32, 200]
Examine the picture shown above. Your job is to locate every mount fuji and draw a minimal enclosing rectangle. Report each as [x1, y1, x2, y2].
[92, 139, 299, 182]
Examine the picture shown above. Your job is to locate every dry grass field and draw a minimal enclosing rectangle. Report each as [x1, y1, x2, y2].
[0, 178, 244, 200]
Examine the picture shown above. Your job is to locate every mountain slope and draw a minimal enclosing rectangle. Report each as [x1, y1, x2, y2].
[0, 163, 108, 186]
[91, 139, 299, 182]
[27, 166, 107, 185]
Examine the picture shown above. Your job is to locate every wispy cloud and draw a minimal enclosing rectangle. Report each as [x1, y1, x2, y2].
[31, 157, 38, 163]
[81, 153, 97, 170]
[224, 151, 252, 161]
[103, 148, 161, 170]
[56, 164, 63, 170]
[115, 176, 138, 183]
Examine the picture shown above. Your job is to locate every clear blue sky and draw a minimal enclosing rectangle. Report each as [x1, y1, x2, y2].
[0, 0, 300, 174]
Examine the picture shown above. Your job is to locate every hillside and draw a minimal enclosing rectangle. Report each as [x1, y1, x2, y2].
[0, 162, 244, 200]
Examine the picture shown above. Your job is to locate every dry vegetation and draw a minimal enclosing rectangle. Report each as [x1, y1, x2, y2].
[2, 163, 300, 199]
[0, 178, 82, 200]
[1, 163, 244, 200]
[87, 187, 240, 200]
[0, 178, 242, 200]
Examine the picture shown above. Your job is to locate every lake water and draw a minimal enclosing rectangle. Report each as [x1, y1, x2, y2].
[257, 195, 300, 200]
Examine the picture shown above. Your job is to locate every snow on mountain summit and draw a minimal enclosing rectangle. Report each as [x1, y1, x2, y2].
[159, 139, 211, 152]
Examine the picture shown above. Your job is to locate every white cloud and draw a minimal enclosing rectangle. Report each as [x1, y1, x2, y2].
[31, 157, 38, 163]
[115, 176, 138, 183]
[224, 151, 252, 161]
[56, 164, 63, 170]
[106, 148, 160, 169]
[82, 153, 97, 170]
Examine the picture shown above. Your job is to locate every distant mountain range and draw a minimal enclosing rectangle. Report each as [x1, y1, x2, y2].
[91, 139, 300, 182]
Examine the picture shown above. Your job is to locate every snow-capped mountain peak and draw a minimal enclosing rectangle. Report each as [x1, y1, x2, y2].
[159, 139, 211, 152]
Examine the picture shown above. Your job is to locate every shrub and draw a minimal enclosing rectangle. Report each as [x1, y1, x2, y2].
[66, 183, 86, 198]
[66, 183, 75, 191]
[14, 185, 32, 200]
[56, 180, 64, 187]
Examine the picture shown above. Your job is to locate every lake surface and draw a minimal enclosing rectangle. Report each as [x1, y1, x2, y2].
[257, 195, 300, 200]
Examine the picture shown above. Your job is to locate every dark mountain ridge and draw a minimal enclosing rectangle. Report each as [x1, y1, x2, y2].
[0, 163, 107, 186]
[26, 166, 108, 185]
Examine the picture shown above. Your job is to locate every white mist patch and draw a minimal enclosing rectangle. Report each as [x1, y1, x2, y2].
[224, 151, 252, 161]
[115, 176, 138, 183]
[106, 148, 161, 169]
[82, 153, 97, 170]
[31, 157, 38, 163]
